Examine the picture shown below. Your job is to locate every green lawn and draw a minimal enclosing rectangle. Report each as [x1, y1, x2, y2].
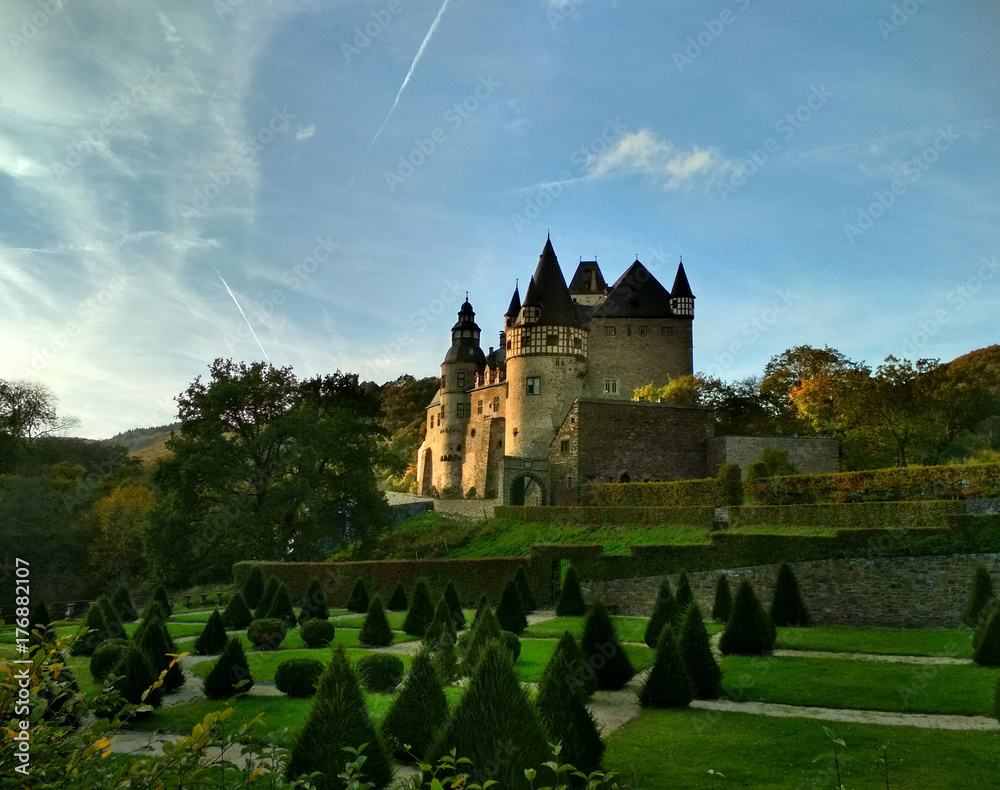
[332, 610, 474, 630]
[777, 625, 974, 658]
[605, 708, 1000, 790]
[720, 654, 999, 715]
[525, 615, 723, 643]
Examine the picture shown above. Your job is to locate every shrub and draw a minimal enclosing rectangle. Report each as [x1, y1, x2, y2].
[556, 564, 586, 616]
[424, 596, 457, 649]
[639, 625, 694, 708]
[29, 599, 51, 632]
[89, 639, 129, 684]
[431, 629, 458, 684]
[152, 585, 172, 617]
[255, 576, 280, 621]
[274, 657, 324, 697]
[142, 597, 170, 622]
[222, 590, 253, 630]
[203, 636, 254, 699]
[712, 574, 732, 622]
[247, 618, 287, 651]
[675, 571, 694, 614]
[299, 577, 329, 623]
[70, 602, 106, 657]
[717, 461, 743, 506]
[300, 617, 336, 648]
[357, 653, 405, 693]
[643, 579, 678, 648]
[973, 599, 998, 653]
[744, 459, 770, 503]
[286, 644, 393, 790]
[382, 650, 448, 761]
[242, 565, 265, 609]
[994, 676, 1000, 723]
[770, 563, 810, 627]
[443, 580, 466, 628]
[581, 600, 634, 690]
[266, 582, 297, 627]
[346, 578, 370, 613]
[427, 642, 550, 790]
[496, 579, 528, 634]
[536, 631, 604, 776]
[112, 584, 137, 622]
[963, 565, 996, 627]
[513, 566, 537, 613]
[973, 605, 1000, 667]
[460, 604, 502, 676]
[720, 578, 776, 656]
[194, 609, 228, 655]
[403, 578, 435, 636]
[359, 595, 393, 648]
[679, 603, 720, 699]
[97, 595, 127, 642]
[134, 613, 184, 692]
[112, 642, 163, 709]
[499, 630, 521, 661]
[548, 630, 597, 700]
[387, 582, 408, 611]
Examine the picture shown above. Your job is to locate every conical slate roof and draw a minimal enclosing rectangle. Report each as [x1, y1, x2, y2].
[600, 259, 674, 317]
[524, 236, 580, 327]
[670, 262, 694, 299]
[504, 284, 521, 318]
[568, 261, 607, 296]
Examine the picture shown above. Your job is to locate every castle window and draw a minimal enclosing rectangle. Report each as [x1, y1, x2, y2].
[604, 379, 618, 395]
[493, 396, 500, 412]
[546, 333, 558, 346]
[477, 400, 483, 414]
[470, 429, 476, 438]
[457, 403, 465, 417]
[573, 337, 582, 349]
[603, 326, 616, 336]
[661, 326, 673, 336]
[560, 439, 570, 452]
[458, 372, 466, 387]
[513, 428, 518, 436]
[638, 326, 647, 337]
[526, 377, 541, 396]
[430, 415, 434, 428]
[566, 475, 573, 488]
[506, 341, 512, 350]
[554, 358, 566, 367]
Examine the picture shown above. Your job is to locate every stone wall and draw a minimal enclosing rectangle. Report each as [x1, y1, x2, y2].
[706, 435, 840, 476]
[585, 316, 693, 401]
[581, 552, 1000, 627]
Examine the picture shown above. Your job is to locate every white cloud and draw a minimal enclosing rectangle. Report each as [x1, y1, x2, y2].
[296, 124, 316, 140]
[586, 129, 733, 190]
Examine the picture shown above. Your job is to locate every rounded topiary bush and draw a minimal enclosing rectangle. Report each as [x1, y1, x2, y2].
[581, 600, 634, 690]
[346, 578, 370, 614]
[299, 578, 329, 623]
[266, 582, 297, 627]
[360, 595, 393, 648]
[644, 578, 679, 648]
[381, 650, 448, 761]
[357, 652, 405, 693]
[770, 563, 810, 627]
[195, 609, 228, 655]
[247, 618, 287, 651]
[556, 564, 586, 616]
[387, 582, 408, 611]
[403, 578, 435, 637]
[496, 579, 528, 634]
[89, 639, 129, 684]
[963, 565, 996, 628]
[639, 625, 694, 709]
[222, 591, 253, 630]
[242, 566, 265, 610]
[274, 657, 324, 697]
[719, 578, 776, 656]
[712, 574, 732, 622]
[203, 636, 254, 699]
[300, 617, 336, 649]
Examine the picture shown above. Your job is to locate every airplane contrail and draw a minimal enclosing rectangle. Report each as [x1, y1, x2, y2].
[347, 0, 453, 188]
[215, 269, 269, 361]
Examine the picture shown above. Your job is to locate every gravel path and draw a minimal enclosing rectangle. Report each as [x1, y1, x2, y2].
[772, 649, 970, 665]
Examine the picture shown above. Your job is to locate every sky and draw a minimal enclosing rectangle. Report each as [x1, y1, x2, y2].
[1, 0, 998, 439]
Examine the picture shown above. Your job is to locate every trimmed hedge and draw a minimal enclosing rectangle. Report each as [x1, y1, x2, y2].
[581, 600, 634, 690]
[581, 478, 719, 507]
[274, 657, 324, 697]
[556, 565, 587, 616]
[495, 505, 715, 527]
[728, 500, 964, 530]
[770, 563, 810, 627]
[496, 579, 527, 634]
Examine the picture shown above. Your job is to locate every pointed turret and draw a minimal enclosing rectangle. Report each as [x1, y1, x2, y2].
[443, 298, 486, 368]
[520, 236, 580, 327]
[669, 261, 694, 318]
[504, 283, 521, 329]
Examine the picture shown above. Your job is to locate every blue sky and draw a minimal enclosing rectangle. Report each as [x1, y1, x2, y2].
[1, 0, 998, 439]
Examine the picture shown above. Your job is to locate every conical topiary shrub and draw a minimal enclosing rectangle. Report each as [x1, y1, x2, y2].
[286, 643, 393, 790]
[471, 594, 489, 628]
[548, 630, 597, 700]
[719, 579, 776, 656]
[98, 595, 127, 642]
[643, 579, 679, 649]
[431, 628, 457, 684]
[496, 579, 528, 634]
[403, 578, 435, 637]
[639, 625, 694, 709]
[194, 609, 228, 655]
[222, 591, 253, 630]
[513, 566, 537, 614]
[381, 650, 448, 762]
[770, 563, 810, 627]
[963, 565, 996, 627]
[112, 642, 163, 709]
[536, 632, 604, 775]
[675, 571, 694, 615]
[346, 578, 370, 614]
[112, 584, 137, 622]
[134, 611, 184, 692]
[424, 596, 457, 649]
[712, 574, 732, 622]
[678, 602, 720, 699]
[973, 605, 1000, 667]
[581, 600, 634, 690]
[267, 582, 297, 627]
[360, 595, 393, 647]
[71, 602, 106, 656]
[242, 566, 265, 610]
[28, 599, 52, 645]
[443, 580, 466, 629]
[387, 582, 408, 611]
[460, 604, 503, 676]
[299, 577, 329, 624]
[203, 636, 254, 699]
[152, 585, 173, 617]
[427, 642, 550, 790]
[556, 564, 586, 616]
[255, 576, 280, 621]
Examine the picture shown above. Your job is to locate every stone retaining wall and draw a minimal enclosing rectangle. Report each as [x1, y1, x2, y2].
[581, 553, 1000, 628]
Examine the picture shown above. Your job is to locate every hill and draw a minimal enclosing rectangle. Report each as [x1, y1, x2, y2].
[103, 423, 178, 464]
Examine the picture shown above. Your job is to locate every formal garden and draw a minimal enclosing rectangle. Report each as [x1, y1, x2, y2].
[2, 558, 999, 790]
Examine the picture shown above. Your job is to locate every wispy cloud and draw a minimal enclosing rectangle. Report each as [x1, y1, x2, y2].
[586, 129, 733, 190]
[296, 124, 316, 140]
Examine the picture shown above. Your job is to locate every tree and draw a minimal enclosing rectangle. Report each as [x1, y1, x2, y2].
[0, 379, 79, 442]
[112, 584, 137, 622]
[973, 605, 1000, 667]
[381, 650, 448, 761]
[581, 600, 634, 690]
[556, 564, 586, 616]
[460, 604, 503, 676]
[424, 596, 457, 648]
[134, 612, 185, 692]
[403, 578, 435, 637]
[86, 483, 155, 590]
[194, 610, 228, 655]
[360, 595, 393, 647]
[770, 564, 810, 627]
[679, 603, 721, 699]
[639, 625, 694, 708]
[496, 579, 528, 634]
[719, 579, 776, 656]
[644, 578, 679, 648]
[143, 360, 391, 586]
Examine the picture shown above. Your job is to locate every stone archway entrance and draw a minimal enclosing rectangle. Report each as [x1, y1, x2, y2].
[509, 473, 546, 506]
[619, 471, 631, 483]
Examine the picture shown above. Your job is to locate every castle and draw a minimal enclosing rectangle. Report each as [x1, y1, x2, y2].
[416, 236, 838, 505]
